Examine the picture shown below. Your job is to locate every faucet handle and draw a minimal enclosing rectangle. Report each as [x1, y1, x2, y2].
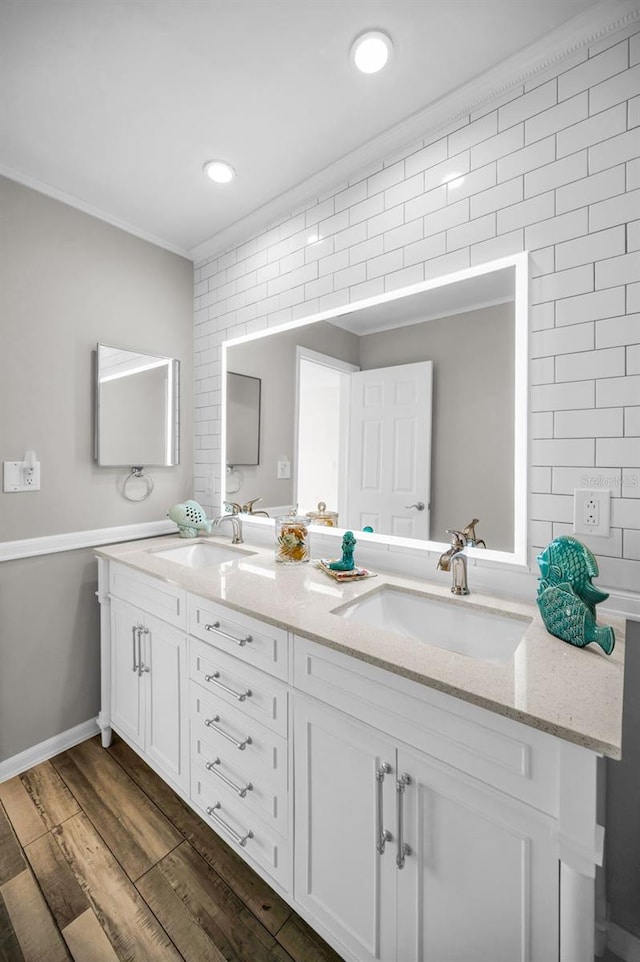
[445, 528, 466, 548]
[462, 519, 486, 548]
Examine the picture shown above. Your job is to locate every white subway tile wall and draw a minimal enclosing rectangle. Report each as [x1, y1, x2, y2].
[193, 32, 640, 587]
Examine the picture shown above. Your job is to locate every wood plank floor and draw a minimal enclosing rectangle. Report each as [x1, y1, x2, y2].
[0, 735, 344, 962]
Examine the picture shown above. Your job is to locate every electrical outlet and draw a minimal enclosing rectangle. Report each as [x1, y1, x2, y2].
[3, 460, 41, 492]
[573, 488, 610, 537]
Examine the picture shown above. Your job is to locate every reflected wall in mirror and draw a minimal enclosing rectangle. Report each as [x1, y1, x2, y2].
[223, 255, 528, 565]
[226, 372, 261, 465]
[95, 344, 180, 466]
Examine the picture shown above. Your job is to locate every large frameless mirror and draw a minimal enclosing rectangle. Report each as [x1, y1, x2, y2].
[95, 344, 180, 466]
[222, 254, 528, 566]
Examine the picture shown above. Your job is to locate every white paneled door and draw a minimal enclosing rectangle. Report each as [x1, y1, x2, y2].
[347, 361, 432, 539]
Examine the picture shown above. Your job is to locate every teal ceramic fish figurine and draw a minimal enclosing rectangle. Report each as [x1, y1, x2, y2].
[536, 536, 614, 655]
[536, 582, 614, 655]
[167, 500, 213, 538]
[329, 531, 357, 571]
[537, 535, 609, 613]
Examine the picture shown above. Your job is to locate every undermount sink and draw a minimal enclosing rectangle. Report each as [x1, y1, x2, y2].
[150, 542, 254, 568]
[334, 586, 530, 664]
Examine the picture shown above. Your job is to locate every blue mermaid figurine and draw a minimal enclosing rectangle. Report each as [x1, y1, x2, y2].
[329, 531, 357, 571]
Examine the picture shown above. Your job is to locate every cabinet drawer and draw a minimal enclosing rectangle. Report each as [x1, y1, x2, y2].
[191, 767, 289, 891]
[190, 639, 288, 738]
[192, 738, 287, 837]
[189, 596, 288, 680]
[293, 635, 560, 816]
[190, 684, 287, 793]
[109, 562, 186, 629]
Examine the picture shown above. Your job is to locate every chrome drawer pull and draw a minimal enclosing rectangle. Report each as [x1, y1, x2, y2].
[205, 758, 253, 797]
[376, 761, 392, 855]
[206, 803, 253, 847]
[204, 715, 252, 751]
[396, 773, 412, 870]
[204, 621, 252, 646]
[204, 671, 252, 702]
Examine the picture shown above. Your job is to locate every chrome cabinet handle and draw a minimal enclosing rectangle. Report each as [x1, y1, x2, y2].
[405, 502, 425, 511]
[206, 803, 253, 847]
[376, 761, 393, 855]
[204, 621, 252, 646]
[205, 758, 253, 797]
[204, 671, 251, 702]
[131, 625, 141, 673]
[396, 773, 412, 869]
[139, 626, 150, 675]
[204, 715, 252, 751]
[136, 625, 144, 677]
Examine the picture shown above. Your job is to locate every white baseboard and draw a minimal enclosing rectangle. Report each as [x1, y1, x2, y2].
[0, 718, 99, 782]
[609, 923, 640, 962]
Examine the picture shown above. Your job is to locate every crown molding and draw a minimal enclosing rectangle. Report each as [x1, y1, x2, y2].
[0, 166, 192, 260]
[190, 0, 640, 264]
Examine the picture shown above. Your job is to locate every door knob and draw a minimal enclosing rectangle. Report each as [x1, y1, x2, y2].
[405, 502, 425, 511]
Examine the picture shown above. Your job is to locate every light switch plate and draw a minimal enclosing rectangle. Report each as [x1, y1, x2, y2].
[277, 457, 290, 480]
[3, 460, 41, 492]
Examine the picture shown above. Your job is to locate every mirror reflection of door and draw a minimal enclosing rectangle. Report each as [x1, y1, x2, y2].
[347, 362, 432, 539]
[296, 349, 432, 538]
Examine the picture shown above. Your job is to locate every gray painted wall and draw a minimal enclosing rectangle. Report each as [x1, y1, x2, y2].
[0, 177, 193, 761]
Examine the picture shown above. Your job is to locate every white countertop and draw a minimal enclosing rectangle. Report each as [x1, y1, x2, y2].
[96, 534, 626, 759]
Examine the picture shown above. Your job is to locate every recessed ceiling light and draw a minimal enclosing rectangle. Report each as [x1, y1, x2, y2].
[351, 30, 392, 74]
[442, 172, 466, 189]
[203, 160, 236, 184]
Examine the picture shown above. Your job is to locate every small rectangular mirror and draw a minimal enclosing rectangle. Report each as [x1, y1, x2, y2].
[95, 344, 180, 466]
[226, 372, 261, 466]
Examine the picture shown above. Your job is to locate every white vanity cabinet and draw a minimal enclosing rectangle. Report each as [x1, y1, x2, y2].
[97, 549, 610, 962]
[106, 568, 189, 793]
[293, 634, 600, 962]
[394, 744, 558, 962]
[187, 593, 291, 890]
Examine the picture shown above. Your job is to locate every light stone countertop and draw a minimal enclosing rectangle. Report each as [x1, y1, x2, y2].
[96, 533, 626, 759]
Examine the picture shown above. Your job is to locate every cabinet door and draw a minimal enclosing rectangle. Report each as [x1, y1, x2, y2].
[396, 747, 559, 962]
[110, 597, 143, 750]
[293, 693, 396, 962]
[144, 612, 188, 792]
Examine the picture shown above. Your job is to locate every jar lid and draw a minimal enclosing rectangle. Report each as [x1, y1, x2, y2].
[307, 500, 338, 524]
[277, 505, 310, 525]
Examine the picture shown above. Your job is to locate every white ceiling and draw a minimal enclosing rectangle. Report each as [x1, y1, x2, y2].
[0, 0, 615, 258]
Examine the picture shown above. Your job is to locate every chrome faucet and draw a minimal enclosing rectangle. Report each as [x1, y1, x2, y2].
[437, 519, 485, 595]
[437, 529, 469, 596]
[212, 514, 244, 544]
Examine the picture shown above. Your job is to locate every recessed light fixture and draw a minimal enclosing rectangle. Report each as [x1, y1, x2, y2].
[203, 160, 236, 184]
[442, 172, 466, 189]
[351, 30, 392, 74]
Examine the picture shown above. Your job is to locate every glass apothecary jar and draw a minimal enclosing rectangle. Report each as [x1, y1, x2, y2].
[276, 508, 310, 564]
[307, 501, 339, 527]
